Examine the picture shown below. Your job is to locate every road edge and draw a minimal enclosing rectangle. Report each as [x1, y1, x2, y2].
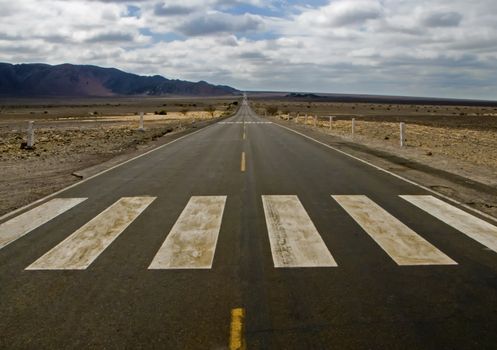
[0, 116, 228, 223]
[272, 122, 497, 224]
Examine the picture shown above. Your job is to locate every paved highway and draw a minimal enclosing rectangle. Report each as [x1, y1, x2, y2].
[1, 100, 497, 349]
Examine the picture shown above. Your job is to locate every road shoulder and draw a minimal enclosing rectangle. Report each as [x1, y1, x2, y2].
[268, 116, 497, 220]
[0, 116, 229, 219]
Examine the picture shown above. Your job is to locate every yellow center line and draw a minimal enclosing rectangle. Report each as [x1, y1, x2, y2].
[241, 152, 246, 172]
[229, 308, 246, 350]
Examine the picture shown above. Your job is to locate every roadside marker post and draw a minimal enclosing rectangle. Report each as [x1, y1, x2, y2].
[314, 115, 317, 128]
[27, 121, 35, 149]
[400, 122, 405, 147]
[139, 112, 144, 131]
[352, 118, 356, 138]
[329, 116, 333, 131]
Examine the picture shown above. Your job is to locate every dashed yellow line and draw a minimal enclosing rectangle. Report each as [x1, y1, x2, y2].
[229, 308, 245, 350]
[241, 152, 246, 172]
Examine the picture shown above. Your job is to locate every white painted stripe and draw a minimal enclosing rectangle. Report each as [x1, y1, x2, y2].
[0, 198, 87, 250]
[333, 195, 456, 266]
[262, 195, 337, 268]
[401, 195, 497, 253]
[27, 197, 155, 270]
[149, 196, 226, 269]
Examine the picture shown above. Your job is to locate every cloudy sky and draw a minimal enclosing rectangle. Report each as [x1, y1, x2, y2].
[1, 0, 496, 99]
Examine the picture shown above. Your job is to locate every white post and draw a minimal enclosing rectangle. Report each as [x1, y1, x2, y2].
[329, 116, 332, 131]
[139, 112, 144, 131]
[27, 121, 34, 148]
[296, 113, 299, 123]
[352, 118, 356, 138]
[400, 122, 405, 147]
[314, 115, 317, 128]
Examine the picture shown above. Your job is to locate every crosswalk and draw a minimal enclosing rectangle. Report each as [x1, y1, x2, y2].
[262, 195, 337, 267]
[0, 198, 87, 250]
[401, 195, 497, 253]
[149, 196, 226, 269]
[1, 194, 497, 270]
[333, 195, 456, 266]
[27, 197, 155, 270]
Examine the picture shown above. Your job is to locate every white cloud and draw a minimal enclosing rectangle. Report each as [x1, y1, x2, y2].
[0, 0, 497, 99]
[422, 11, 463, 27]
[298, 0, 383, 27]
[154, 3, 195, 16]
[177, 12, 264, 36]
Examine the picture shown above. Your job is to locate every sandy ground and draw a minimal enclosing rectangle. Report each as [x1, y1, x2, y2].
[0, 111, 224, 216]
[291, 117, 497, 179]
[251, 99, 497, 121]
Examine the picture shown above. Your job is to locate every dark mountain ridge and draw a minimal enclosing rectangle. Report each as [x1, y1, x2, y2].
[0, 63, 240, 97]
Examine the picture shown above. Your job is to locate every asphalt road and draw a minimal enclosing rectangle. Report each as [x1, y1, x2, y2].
[1, 100, 497, 349]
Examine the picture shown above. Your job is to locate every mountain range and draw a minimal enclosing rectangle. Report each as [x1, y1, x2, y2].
[0, 63, 240, 97]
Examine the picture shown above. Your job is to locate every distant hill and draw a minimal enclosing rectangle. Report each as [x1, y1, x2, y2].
[0, 63, 240, 97]
[281, 92, 497, 107]
[285, 93, 321, 99]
